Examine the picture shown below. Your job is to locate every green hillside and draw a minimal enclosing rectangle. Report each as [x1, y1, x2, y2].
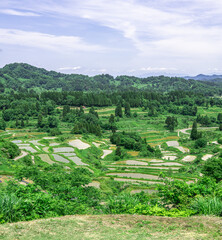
[0, 63, 222, 95]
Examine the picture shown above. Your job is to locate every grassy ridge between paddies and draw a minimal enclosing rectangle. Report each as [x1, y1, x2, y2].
[0, 215, 221, 240]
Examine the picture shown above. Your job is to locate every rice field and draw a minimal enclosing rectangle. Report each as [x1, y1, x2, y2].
[52, 154, 70, 163]
[69, 139, 90, 149]
[202, 154, 213, 161]
[182, 155, 197, 162]
[38, 154, 55, 165]
[106, 172, 160, 180]
[53, 147, 75, 153]
[69, 156, 88, 166]
[101, 150, 112, 159]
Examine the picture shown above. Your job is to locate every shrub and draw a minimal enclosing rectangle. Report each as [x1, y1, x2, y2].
[191, 196, 222, 216]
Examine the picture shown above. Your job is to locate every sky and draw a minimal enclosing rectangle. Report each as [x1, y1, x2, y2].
[0, 0, 222, 76]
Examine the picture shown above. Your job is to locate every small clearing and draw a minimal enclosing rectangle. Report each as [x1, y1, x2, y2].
[202, 154, 213, 161]
[101, 150, 112, 159]
[86, 181, 100, 188]
[131, 189, 157, 194]
[69, 139, 90, 149]
[38, 154, 55, 165]
[182, 155, 196, 162]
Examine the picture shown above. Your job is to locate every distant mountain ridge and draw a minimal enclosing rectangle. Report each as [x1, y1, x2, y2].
[0, 62, 222, 95]
[184, 74, 222, 82]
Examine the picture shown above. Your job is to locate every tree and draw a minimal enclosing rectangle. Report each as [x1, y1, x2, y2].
[217, 113, 222, 123]
[0, 119, 6, 130]
[37, 114, 43, 128]
[202, 157, 222, 182]
[21, 119, 25, 128]
[219, 124, 222, 131]
[115, 105, 122, 118]
[124, 102, 131, 117]
[190, 120, 200, 140]
[47, 116, 58, 128]
[62, 105, 70, 118]
[165, 116, 178, 131]
[115, 146, 122, 157]
[109, 114, 115, 124]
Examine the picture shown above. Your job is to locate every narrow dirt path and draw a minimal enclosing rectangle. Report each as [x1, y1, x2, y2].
[14, 151, 28, 161]
[177, 127, 218, 136]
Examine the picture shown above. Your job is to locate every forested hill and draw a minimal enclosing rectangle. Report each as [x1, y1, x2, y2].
[0, 63, 222, 95]
[185, 74, 222, 82]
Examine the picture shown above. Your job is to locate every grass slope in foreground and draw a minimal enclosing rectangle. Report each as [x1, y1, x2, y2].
[0, 215, 221, 240]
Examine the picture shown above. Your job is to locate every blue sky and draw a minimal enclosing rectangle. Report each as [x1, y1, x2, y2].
[0, 0, 222, 76]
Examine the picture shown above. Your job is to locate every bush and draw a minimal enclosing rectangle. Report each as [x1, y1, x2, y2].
[191, 196, 222, 216]
[194, 138, 207, 148]
[202, 158, 222, 182]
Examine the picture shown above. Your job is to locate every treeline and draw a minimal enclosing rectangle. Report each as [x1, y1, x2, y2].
[1, 63, 222, 95]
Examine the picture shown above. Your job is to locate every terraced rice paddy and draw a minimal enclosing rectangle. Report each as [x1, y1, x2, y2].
[49, 143, 60, 146]
[106, 172, 160, 180]
[53, 147, 75, 153]
[11, 140, 22, 144]
[166, 141, 189, 153]
[108, 165, 180, 170]
[162, 156, 177, 160]
[151, 162, 183, 166]
[69, 139, 90, 149]
[112, 178, 164, 184]
[101, 150, 112, 159]
[43, 147, 49, 152]
[69, 156, 88, 166]
[92, 142, 101, 148]
[39, 154, 55, 165]
[29, 140, 44, 146]
[202, 154, 213, 161]
[125, 160, 148, 165]
[52, 154, 70, 163]
[149, 159, 164, 163]
[18, 146, 37, 153]
[182, 155, 196, 162]
[61, 153, 76, 156]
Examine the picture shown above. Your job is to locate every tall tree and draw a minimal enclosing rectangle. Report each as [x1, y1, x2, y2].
[115, 105, 123, 118]
[124, 102, 131, 117]
[190, 120, 198, 140]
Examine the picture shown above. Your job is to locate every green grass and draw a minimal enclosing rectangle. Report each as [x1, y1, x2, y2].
[0, 215, 221, 240]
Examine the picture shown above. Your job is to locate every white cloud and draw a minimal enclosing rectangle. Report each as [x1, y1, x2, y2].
[0, 9, 40, 17]
[0, 28, 105, 52]
[58, 66, 81, 71]
[140, 67, 177, 71]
